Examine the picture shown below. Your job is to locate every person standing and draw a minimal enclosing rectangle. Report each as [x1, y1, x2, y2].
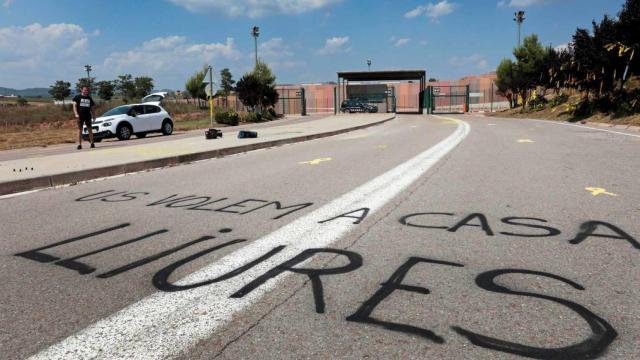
[72, 86, 96, 149]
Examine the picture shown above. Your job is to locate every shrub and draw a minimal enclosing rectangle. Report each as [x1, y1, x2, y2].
[526, 95, 547, 112]
[16, 97, 28, 106]
[572, 98, 594, 118]
[260, 109, 273, 121]
[215, 111, 239, 126]
[241, 112, 263, 122]
[549, 93, 569, 107]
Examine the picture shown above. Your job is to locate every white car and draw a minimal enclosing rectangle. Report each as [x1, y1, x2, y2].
[83, 103, 174, 141]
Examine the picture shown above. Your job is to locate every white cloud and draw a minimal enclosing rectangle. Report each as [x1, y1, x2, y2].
[142, 35, 186, 51]
[498, 0, 545, 7]
[169, 0, 341, 18]
[554, 43, 569, 52]
[259, 37, 292, 58]
[394, 38, 410, 47]
[0, 23, 91, 86]
[450, 54, 490, 70]
[405, 1, 456, 20]
[0, 23, 89, 60]
[404, 5, 426, 18]
[316, 36, 350, 55]
[102, 36, 242, 87]
[2, 0, 14, 7]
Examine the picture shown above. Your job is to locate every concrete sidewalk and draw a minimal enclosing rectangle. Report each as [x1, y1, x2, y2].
[0, 113, 395, 196]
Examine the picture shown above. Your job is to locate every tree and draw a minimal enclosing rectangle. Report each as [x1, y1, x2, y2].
[134, 76, 154, 98]
[116, 74, 136, 102]
[235, 73, 261, 109]
[495, 59, 517, 108]
[618, 0, 640, 77]
[185, 66, 208, 107]
[49, 80, 71, 105]
[95, 81, 115, 101]
[219, 68, 235, 96]
[254, 60, 276, 86]
[513, 34, 549, 106]
[236, 61, 279, 111]
[75, 77, 95, 93]
[428, 78, 438, 82]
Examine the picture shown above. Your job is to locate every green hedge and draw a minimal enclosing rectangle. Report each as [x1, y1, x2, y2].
[215, 111, 239, 126]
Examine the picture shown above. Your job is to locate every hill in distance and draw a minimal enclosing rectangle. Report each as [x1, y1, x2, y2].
[0, 87, 51, 98]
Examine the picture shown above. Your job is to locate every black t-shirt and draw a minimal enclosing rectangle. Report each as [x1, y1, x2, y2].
[73, 95, 95, 120]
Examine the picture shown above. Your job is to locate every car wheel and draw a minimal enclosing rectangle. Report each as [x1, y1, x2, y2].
[116, 124, 132, 140]
[161, 120, 173, 135]
[136, 133, 147, 139]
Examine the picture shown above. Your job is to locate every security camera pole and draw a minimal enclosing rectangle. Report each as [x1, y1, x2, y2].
[513, 11, 525, 47]
[252, 26, 260, 68]
[84, 64, 92, 95]
[208, 65, 214, 128]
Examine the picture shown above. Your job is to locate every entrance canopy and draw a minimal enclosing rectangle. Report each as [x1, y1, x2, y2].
[337, 70, 426, 83]
[337, 70, 427, 113]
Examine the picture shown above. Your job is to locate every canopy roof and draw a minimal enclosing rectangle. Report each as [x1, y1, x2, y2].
[337, 70, 426, 82]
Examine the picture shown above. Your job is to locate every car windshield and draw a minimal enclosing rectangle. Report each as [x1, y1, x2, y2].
[143, 95, 164, 103]
[101, 106, 131, 117]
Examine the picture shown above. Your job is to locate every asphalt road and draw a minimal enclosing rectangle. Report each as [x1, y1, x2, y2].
[1, 114, 638, 359]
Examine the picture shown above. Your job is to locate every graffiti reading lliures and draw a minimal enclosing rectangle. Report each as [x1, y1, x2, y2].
[13, 190, 640, 359]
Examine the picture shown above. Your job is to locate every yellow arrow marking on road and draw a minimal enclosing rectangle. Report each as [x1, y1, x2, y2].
[432, 115, 461, 124]
[517, 139, 535, 143]
[299, 157, 332, 165]
[376, 145, 388, 149]
[585, 187, 618, 197]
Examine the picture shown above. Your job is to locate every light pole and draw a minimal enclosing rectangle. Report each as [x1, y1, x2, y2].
[367, 59, 371, 71]
[251, 26, 260, 69]
[513, 11, 525, 47]
[84, 64, 92, 94]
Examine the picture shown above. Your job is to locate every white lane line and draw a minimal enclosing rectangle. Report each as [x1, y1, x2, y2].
[30, 118, 470, 360]
[537, 120, 640, 139]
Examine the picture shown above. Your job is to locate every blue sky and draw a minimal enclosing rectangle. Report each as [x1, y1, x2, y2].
[0, 0, 626, 90]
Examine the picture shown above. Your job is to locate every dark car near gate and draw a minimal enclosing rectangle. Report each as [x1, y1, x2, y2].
[340, 99, 378, 113]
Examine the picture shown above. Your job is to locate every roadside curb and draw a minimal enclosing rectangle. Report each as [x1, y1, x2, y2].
[479, 113, 640, 132]
[0, 114, 396, 196]
[583, 121, 640, 132]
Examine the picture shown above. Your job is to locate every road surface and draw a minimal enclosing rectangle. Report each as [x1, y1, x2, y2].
[1, 114, 638, 359]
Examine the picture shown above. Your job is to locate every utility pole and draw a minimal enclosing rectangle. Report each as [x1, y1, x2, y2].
[367, 59, 372, 71]
[84, 64, 92, 94]
[252, 26, 260, 69]
[513, 11, 525, 47]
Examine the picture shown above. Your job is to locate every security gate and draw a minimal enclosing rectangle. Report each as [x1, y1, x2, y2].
[275, 88, 306, 116]
[424, 85, 469, 114]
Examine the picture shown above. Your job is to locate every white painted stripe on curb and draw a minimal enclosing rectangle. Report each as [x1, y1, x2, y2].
[538, 120, 640, 139]
[29, 116, 470, 360]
